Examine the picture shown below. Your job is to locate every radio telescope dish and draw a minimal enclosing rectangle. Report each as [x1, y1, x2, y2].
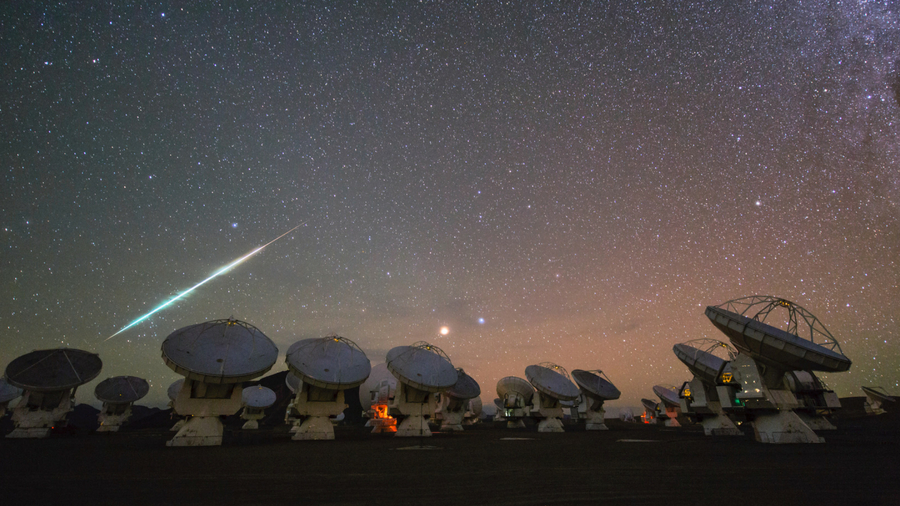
[162, 319, 278, 384]
[440, 368, 481, 431]
[0, 379, 22, 404]
[0, 379, 22, 419]
[571, 370, 621, 401]
[167, 379, 184, 401]
[4, 348, 102, 438]
[285, 372, 302, 394]
[94, 376, 150, 432]
[862, 386, 895, 416]
[286, 335, 371, 389]
[641, 398, 659, 424]
[525, 363, 579, 401]
[653, 385, 681, 408]
[673, 339, 737, 386]
[571, 370, 620, 430]
[286, 335, 371, 440]
[5, 348, 102, 392]
[240, 385, 276, 430]
[525, 363, 578, 432]
[385, 342, 457, 437]
[497, 377, 535, 405]
[386, 342, 458, 393]
[706, 297, 852, 443]
[706, 296, 851, 374]
[163, 318, 278, 446]
[95, 376, 149, 404]
[653, 385, 683, 427]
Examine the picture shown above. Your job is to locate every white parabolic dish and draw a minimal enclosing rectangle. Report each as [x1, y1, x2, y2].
[167, 379, 184, 401]
[161, 319, 278, 384]
[5, 348, 102, 392]
[705, 304, 851, 373]
[94, 376, 150, 404]
[496, 377, 534, 403]
[0, 379, 22, 404]
[571, 370, 621, 401]
[672, 343, 728, 385]
[285, 372, 302, 393]
[446, 369, 481, 400]
[861, 386, 895, 405]
[641, 398, 659, 411]
[242, 385, 277, 408]
[525, 364, 580, 401]
[385, 343, 458, 393]
[286, 336, 371, 389]
[652, 385, 680, 407]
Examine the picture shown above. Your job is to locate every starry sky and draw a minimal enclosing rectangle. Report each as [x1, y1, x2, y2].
[2, 1, 898, 410]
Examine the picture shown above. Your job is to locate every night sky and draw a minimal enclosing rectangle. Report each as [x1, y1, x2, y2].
[2, 1, 898, 410]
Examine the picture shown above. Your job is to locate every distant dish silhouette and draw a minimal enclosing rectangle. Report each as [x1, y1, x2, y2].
[95, 376, 150, 404]
[571, 369, 620, 430]
[162, 318, 278, 446]
[653, 385, 683, 427]
[496, 377, 534, 428]
[286, 335, 371, 440]
[640, 398, 659, 424]
[0, 379, 22, 419]
[525, 363, 579, 432]
[285, 372, 302, 394]
[94, 376, 150, 432]
[386, 342, 457, 437]
[4, 348, 102, 438]
[240, 385, 276, 430]
[862, 386, 895, 416]
[439, 368, 481, 431]
[167, 379, 184, 401]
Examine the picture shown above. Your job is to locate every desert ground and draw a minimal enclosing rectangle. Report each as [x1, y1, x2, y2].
[1, 395, 897, 506]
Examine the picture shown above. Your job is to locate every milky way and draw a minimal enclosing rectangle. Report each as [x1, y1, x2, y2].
[2, 1, 898, 408]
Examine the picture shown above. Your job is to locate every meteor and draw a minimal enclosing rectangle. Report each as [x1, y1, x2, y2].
[104, 223, 303, 341]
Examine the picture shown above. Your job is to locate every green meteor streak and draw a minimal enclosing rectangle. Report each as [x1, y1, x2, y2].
[104, 223, 303, 341]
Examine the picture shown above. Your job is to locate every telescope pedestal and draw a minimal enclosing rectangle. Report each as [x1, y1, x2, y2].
[531, 392, 565, 433]
[167, 416, 225, 446]
[7, 389, 73, 439]
[584, 405, 608, 430]
[97, 402, 133, 432]
[167, 379, 242, 447]
[440, 398, 467, 431]
[393, 383, 437, 437]
[292, 385, 345, 441]
[753, 410, 822, 443]
[241, 406, 266, 430]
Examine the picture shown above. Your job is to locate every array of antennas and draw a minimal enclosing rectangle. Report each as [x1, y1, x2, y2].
[712, 296, 844, 354]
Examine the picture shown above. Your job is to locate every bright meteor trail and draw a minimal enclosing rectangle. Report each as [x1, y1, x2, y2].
[104, 223, 304, 341]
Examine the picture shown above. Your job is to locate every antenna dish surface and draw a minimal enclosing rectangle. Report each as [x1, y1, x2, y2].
[285, 372, 302, 393]
[446, 369, 481, 400]
[167, 379, 184, 401]
[242, 385, 277, 408]
[385, 343, 458, 392]
[94, 376, 150, 404]
[0, 379, 22, 403]
[286, 336, 371, 389]
[862, 386, 895, 405]
[706, 297, 851, 372]
[4, 348, 102, 392]
[496, 377, 535, 403]
[641, 398, 659, 411]
[653, 385, 681, 407]
[571, 370, 621, 400]
[161, 319, 278, 384]
[673, 342, 731, 385]
[525, 364, 579, 401]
